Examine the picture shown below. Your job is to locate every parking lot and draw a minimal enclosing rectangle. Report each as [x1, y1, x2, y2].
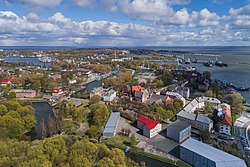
[117, 117, 179, 154]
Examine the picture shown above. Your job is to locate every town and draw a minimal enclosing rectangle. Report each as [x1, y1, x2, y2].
[0, 48, 249, 167]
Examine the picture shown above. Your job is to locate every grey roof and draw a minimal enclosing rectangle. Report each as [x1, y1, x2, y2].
[167, 120, 191, 131]
[103, 112, 120, 135]
[10, 89, 36, 93]
[196, 114, 213, 124]
[181, 138, 247, 167]
[146, 94, 166, 105]
[177, 110, 196, 121]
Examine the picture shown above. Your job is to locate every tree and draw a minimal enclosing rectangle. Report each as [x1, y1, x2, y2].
[0, 115, 25, 139]
[159, 69, 173, 85]
[205, 90, 214, 97]
[0, 104, 8, 116]
[97, 157, 116, 167]
[226, 92, 246, 114]
[34, 80, 41, 91]
[204, 102, 213, 114]
[200, 129, 210, 142]
[89, 95, 101, 105]
[48, 114, 56, 137]
[40, 119, 47, 139]
[7, 92, 16, 99]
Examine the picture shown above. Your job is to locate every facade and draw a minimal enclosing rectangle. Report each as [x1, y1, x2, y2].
[217, 103, 232, 135]
[177, 111, 213, 132]
[166, 120, 191, 143]
[102, 89, 116, 102]
[234, 115, 250, 147]
[137, 115, 162, 138]
[179, 138, 247, 167]
[103, 112, 120, 138]
[10, 89, 36, 98]
[135, 90, 149, 103]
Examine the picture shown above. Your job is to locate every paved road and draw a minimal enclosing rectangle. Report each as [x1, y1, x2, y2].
[117, 117, 179, 159]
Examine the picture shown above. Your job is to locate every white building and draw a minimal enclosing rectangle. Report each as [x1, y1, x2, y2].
[69, 79, 77, 84]
[137, 115, 162, 138]
[102, 89, 116, 102]
[176, 87, 190, 99]
[217, 103, 232, 135]
[234, 116, 250, 146]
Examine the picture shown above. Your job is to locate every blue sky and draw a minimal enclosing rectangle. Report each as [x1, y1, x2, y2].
[0, 0, 250, 46]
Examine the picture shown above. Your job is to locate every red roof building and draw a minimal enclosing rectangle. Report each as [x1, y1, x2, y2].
[132, 86, 144, 95]
[1, 77, 15, 86]
[221, 105, 232, 126]
[137, 115, 162, 138]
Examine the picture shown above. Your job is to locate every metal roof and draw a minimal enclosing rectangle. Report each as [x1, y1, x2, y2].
[167, 120, 191, 131]
[177, 110, 196, 120]
[196, 114, 213, 124]
[103, 112, 120, 134]
[181, 138, 247, 167]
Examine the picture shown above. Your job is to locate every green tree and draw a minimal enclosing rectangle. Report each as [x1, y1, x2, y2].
[40, 119, 47, 139]
[34, 80, 41, 91]
[90, 95, 101, 105]
[226, 92, 246, 114]
[23, 114, 36, 130]
[0, 104, 8, 116]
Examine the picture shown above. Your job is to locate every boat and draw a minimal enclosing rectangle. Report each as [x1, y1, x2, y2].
[204, 60, 214, 67]
[235, 86, 249, 91]
[185, 58, 191, 64]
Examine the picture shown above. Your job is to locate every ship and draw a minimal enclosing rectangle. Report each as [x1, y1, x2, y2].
[215, 57, 223, 67]
[185, 58, 191, 64]
[235, 86, 249, 91]
[204, 60, 214, 67]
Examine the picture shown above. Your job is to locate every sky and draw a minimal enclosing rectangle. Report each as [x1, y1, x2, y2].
[0, 0, 250, 46]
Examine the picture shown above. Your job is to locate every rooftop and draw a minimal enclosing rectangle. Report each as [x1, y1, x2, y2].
[177, 110, 196, 121]
[103, 112, 120, 134]
[137, 115, 159, 130]
[10, 89, 36, 93]
[181, 138, 247, 167]
[167, 120, 191, 131]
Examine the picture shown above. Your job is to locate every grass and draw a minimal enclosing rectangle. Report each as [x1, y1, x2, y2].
[129, 147, 190, 167]
[104, 134, 137, 150]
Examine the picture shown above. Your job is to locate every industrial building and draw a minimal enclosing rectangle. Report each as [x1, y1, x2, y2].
[137, 115, 162, 138]
[103, 112, 120, 138]
[166, 120, 191, 143]
[10, 89, 36, 98]
[179, 138, 247, 167]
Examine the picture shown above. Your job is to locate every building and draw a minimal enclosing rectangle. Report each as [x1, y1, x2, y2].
[1, 78, 12, 86]
[69, 79, 77, 84]
[137, 115, 162, 138]
[52, 88, 64, 96]
[132, 86, 144, 95]
[176, 87, 190, 99]
[234, 115, 250, 146]
[10, 89, 36, 98]
[217, 103, 232, 135]
[166, 120, 191, 143]
[179, 138, 247, 167]
[135, 90, 149, 103]
[177, 111, 213, 132]
[90, 87, 104, 97]
[103, 112, 120, 138]
[102, 89, 116, 102]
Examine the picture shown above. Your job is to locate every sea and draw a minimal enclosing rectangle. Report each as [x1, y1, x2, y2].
[1, 46, 250, 102]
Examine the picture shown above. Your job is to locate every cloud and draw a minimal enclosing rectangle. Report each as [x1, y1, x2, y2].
[4, 0, 61, 8]
[229, 4, 250, 28]
[0, 11, 248, 46]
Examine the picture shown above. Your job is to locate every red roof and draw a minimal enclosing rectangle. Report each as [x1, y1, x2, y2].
[221, 105, 232, 126]
[53, 88, 62, 93]
[137, 115, 159, 130]
[1, 78, 11, 84]
[132, 86, 144, 95]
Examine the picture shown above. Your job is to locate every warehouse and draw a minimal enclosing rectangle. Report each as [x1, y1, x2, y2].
[180, 138, 247, 167]
[166, 120, 191, 143]
[103, 112, 120, 138]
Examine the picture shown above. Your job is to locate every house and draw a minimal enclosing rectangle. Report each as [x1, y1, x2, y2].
[10, 89, 36, 98]
[145, 94, 167, 105]
[69, 79, 77, 84]
[234, 115, 250, 140]
[1, 78, 12, 86]
[179, 138, 247, 167]
[166, 120, 191, 143]
[102, 89, 116, 102]
[50, 74, 61, 81]
[217, 103, 232, 135]
[135, 89, 149, 102]
[137, 115, 162, 138]
[175, 87, 190, 99]
[90, 87, 104, 97]
[177, 110, 213, 132]
[132, 86, 144, 95]
[52, 88, 64, 96]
